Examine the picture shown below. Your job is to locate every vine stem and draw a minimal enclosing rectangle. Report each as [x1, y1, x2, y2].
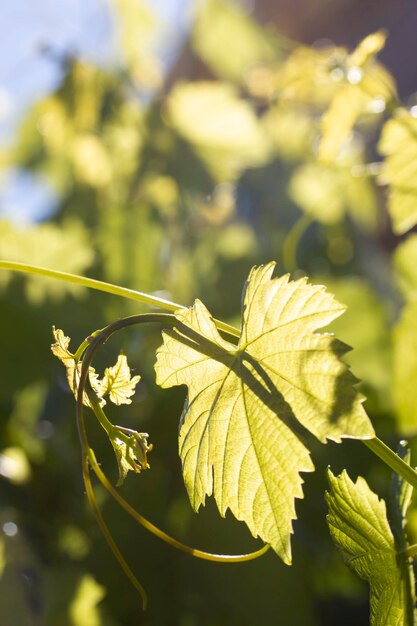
[363, 438, 417, 490]
[81, 453, 149, 608]
[76, 314, 269, 578]
[401, 544, 417, 559]
[0, 260, 239, 339]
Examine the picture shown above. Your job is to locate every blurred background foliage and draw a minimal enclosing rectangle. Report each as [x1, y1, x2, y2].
[1, 0, 417, 624]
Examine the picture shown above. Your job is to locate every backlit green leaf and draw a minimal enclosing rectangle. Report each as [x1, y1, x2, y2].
[155, 262, 374, 562]
[51, 328, 105, 408]
[289, 161, 377, 227]
[0, 219, 94, 303]
[319, 31, 394, 162]
[389, 442, 413, 552]
[108, 427, 152, 486]
[166, 81, 269, 180]
[326, 470, 415, 626]
[379, 109, 417, 234]
[318, 85, 367, 162]
[392, 302, 417, 434]
[192, 0, 281, 84]
[101, 354, 141, 406]
[394, 235, 417, 301]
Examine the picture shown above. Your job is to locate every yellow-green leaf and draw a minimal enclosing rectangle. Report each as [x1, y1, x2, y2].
[109, 428, 152, 486]
[101, 354, 140, 406]
[0, 219, 94, 303]
[379, 109, 417, 234]
[392, 302, 417, 434]
[394, 235, 417, 301]
[289, 161, 377, 227]
[318, 85, 367, 163]
[165, 81, 269, 180]
[51, 328, 104, 408]
[327, 470, 416, 626]
[318, 31, 394, 163]
[155, 262, 374, 562]
[192, 0, 280, 84]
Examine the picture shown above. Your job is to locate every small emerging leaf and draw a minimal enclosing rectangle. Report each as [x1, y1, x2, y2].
[52, 331, 141, 409]
[51, 328, 105, 407]
[327, 470, 416, 626]
[101, 354, 141, 406]
[155, 262, 374, 563]
[108, 427, 152, 486]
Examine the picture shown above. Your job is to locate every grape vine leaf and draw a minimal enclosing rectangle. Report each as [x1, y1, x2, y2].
[51, 330, 140, 408]
[192, 0, 280, 84]
[155, 262, 374, 562]
[101, 354, 141, 406]
[166, 81, 268, 180]
[319, 31, 395, 163]
[326, 469, 416, 626]
[0, 219, 94, 303]
[394, 234, 417, 302]
[379, 109, 417, 234]
[392, 302, 417, 435]
[51, 328, 105, 408]
[289, 161, 377, 227]
[110, 429, 152, 486]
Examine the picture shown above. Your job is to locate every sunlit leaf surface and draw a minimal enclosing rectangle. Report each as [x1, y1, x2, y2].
[155, 262, 374, 562]
[166, 81, 269, 180]
[392, 302, 417, 434]
[379, 109, 417, 234]
[51, 328, 105, 408]
[327, 470, 415, 626]
[394, 234, 417, 301]
[101, 354, 141, 406]
[192, 0, 280, 83]
[0, 219, 94, 303]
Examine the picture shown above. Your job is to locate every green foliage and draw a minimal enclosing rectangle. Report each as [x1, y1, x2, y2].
[326, 468, 416, 625]
[192, 0, 283, 84]
[51, 328, 141, 408]
[318, 31, 395, 163]
[3, 3, 417, 624]
[155, 262, 373, 562]
[394, 235, 417, 301]
[166, 81, 269, 180]
[51, 328, 105, 407]
[289, 162, 377, 227]
[392, 302, 417, 434]
[101, 355, 141, 406]
[0, 220, 94, 303]
[379, 109, 417, 234]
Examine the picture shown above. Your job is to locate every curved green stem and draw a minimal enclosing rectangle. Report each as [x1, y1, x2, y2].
[82, 454, 148, 609]
[282, 214, 313, 275]
[76, 313, 268, 586]
[88, 442, 269, 563]
[0, 260, 239, 339]
[363, 438, 417, 490]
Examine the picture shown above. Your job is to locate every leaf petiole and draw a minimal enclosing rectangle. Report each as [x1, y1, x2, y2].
[75, 312, 269, 597]
[363, 438, 417, 490]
